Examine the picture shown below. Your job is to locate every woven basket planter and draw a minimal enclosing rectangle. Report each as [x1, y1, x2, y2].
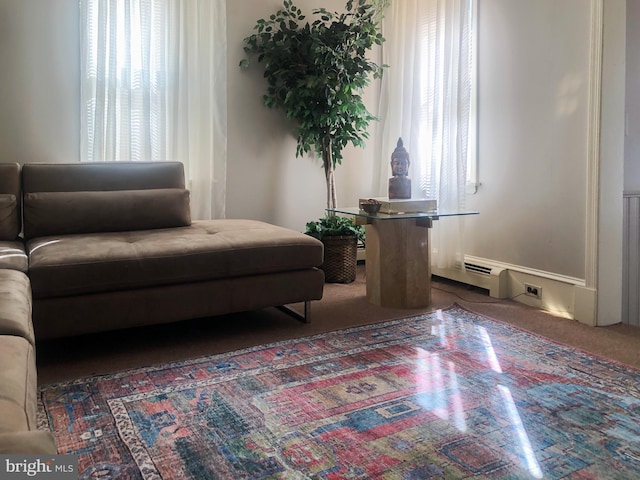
[320, 235, 358, 284]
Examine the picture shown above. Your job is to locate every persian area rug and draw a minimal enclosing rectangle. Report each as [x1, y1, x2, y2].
[39, 305, 640, 479]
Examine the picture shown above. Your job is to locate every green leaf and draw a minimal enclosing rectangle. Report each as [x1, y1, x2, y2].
[304, 215, 365, 243]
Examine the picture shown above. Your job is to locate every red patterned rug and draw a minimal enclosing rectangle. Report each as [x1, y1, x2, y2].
[39, 305, 640, 479]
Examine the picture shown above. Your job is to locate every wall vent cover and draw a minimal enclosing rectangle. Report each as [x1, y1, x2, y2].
[464, 262, 492, 276]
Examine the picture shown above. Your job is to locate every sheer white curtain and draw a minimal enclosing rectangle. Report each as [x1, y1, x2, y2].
[80, 0, 227, 220]
[375, 0, 473, 269]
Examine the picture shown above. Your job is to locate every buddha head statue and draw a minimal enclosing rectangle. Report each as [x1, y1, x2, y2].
[390, 138, 410, 177]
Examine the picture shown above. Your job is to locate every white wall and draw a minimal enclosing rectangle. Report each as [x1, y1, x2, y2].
[459, 0, 625, 325]
[625, 0, 640, 191]
[0, 0, 79, 164]
[466, 0, 591, 281]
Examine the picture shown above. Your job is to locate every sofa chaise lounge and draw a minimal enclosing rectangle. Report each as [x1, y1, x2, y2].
[0, 161, 324, 453]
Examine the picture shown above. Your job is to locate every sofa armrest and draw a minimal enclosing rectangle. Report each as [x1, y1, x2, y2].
[0, 430, 57, 454]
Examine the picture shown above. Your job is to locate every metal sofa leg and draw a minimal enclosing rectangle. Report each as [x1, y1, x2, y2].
[276, 301, 310, 324]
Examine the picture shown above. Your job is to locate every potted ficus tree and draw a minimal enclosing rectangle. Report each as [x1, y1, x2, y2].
[240, 0, 388, 283]
[239, 0, 388, 209]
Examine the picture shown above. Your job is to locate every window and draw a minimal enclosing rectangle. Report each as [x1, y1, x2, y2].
[81, 0, 168, 162]
[416, 0, 477, 203]
[377, 0, 476, 268]
[80, 0, 228, 220]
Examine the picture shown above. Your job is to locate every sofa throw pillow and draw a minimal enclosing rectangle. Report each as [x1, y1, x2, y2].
[0, 194, 19, 241]
[23, 188, 191, 239]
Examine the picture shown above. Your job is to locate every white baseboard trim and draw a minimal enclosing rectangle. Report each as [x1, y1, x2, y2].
[434, 255, 591, 323]
[463, 256, 585, 287]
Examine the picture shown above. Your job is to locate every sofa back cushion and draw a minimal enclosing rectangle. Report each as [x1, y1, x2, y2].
[0, 195, 19, 240]
[0, 164, 21, 240]
[21, 161, 186, 192]
[21, 162, 191, 239]
[23, 189, 191, 239]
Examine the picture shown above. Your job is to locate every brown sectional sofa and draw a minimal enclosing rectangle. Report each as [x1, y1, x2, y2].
[0, 161, 324, 453]
[0, 164, 56, 453]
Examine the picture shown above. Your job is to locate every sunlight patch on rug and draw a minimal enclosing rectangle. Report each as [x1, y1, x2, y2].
[38, 305, 640, 479]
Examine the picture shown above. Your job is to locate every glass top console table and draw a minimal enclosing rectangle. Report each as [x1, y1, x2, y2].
[326, 207, 479, 309]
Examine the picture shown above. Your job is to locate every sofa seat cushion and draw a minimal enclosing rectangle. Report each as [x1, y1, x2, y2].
[0, 335, 37, 433]
[0, 241, 28, 272]
[28, 219, 324, 299]
[0, 270, 34, 344]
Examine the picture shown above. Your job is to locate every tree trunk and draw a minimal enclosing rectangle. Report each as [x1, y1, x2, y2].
[322, 138, 338, 210]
